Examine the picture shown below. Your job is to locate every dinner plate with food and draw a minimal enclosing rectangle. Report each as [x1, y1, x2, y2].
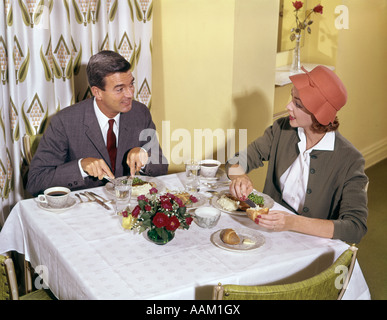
[211, 227, 265, 252]
[104, 176, 165, 198]
[169, 191, 207, 208]
[211, 190, 274, 216]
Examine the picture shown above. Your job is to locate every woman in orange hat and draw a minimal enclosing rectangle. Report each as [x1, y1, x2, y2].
[227, 66, 368, 244]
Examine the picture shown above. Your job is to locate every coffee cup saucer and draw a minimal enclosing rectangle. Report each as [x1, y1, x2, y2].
[200, 168, 224, 181]
[36, 197, 77, 213]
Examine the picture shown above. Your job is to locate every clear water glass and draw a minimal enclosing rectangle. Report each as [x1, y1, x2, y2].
[185, 160, 200, 192]
[114, 177, 132, 215]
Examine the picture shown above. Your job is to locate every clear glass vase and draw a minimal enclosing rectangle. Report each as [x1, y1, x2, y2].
[291, 34, 301, 73]
[147, 228, 175, 245]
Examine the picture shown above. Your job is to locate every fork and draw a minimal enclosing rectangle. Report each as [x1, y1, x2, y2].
[80, 192, 94, 202]
[89, 191, 115, 205]
[75, 194, 84, 203]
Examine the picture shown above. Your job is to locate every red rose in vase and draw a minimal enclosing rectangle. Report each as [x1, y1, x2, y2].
[313, 4, 323, 14]
[166, 215, 180, 231]
[153, 212, 169, 228]
[292, 1, 303, 10]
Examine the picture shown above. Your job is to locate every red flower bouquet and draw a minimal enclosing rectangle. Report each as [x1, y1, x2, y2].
[128, 189, 195, 243]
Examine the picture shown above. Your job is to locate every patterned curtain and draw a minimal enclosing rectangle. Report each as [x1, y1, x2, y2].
[0, 0, 153, 225]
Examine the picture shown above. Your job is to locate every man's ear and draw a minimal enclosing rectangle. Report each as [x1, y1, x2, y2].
[91, 86, 102, 100]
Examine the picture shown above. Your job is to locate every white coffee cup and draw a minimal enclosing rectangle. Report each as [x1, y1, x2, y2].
[199, 159, 221, 178]
[37, 187, 71, 208]
[194, 207, 221, 228]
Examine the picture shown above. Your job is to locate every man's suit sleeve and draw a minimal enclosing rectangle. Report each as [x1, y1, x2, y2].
[26, 114, 87, 196]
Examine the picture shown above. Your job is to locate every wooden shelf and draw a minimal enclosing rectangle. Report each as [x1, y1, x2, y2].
[275, 63, 335, 87]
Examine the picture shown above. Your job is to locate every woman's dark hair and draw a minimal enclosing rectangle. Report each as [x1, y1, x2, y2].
[311, 115, 340, 133]
[86, 50, 131, 90]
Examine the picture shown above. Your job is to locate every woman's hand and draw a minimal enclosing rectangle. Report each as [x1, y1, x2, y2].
[254, 210, 293, 231]
[255, 210, 334, 239]
[229, 174, 254, 200]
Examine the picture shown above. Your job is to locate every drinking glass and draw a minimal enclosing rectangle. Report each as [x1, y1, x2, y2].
[114, 177, 132, 215]
[185, 160, 200, 192]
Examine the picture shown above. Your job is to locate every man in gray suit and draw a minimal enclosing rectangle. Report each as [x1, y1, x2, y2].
[27, 50, 168, 196]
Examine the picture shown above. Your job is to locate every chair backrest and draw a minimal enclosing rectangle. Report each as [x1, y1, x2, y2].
[0, 255, 20, 300]
[23, 133, 43, 165]
[213, 245, 358, 300]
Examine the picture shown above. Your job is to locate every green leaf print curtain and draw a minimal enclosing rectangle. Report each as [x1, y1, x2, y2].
[0, 0, 153, 225]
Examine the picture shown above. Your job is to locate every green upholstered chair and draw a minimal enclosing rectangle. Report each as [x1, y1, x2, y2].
[213, 245, 358, 300]
[22, 133, 43, 190]
[0, 254, 55, 300]
[23, 133, 43, 165]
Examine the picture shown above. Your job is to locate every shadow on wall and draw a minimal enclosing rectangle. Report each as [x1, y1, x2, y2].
[232, 89, 273, 145]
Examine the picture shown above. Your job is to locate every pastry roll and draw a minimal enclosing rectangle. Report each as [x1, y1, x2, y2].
[220, 228, 240, 245]
[246, 207, 269, 222]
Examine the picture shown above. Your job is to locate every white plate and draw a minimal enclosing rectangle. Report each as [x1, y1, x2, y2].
[37, 197, 77, 213]
[211, 190, 274, 216]
[104, 176, 165, 198]
[211, 228, 265, 252]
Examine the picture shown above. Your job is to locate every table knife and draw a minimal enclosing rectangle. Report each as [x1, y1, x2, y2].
[86, 192, 111, 210]
[244, 198, 256, 208]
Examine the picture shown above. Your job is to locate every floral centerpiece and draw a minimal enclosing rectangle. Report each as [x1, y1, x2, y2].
[121, 188, 197, 244]
[290, 1, 323, 72]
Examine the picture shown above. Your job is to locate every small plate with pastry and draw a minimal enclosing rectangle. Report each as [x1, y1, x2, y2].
[210, 190, 274, 216]
[104, 175, 165, 199]
[211, 228, 265, 252]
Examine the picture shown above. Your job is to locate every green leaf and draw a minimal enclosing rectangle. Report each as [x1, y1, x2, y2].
[19, 48, 30, 83]
[138, 199, 148, 209]
[39, 109, 49, 134]
[72, 0, 83, 24]
[178, 206, 186, 215]
[63, 0, 70, 24]
[65, 58, 73, 79]
[34, 0, 45, 26]
[109, 0, 118, 22]
[95, 0, 101, 22]
[0, 109, 5, 140]
[134, 0, 143, 22]
[157, 228, 168, 241]
[73, 45, 82, 75]
[127, 0, 134, 22]
[14, 121, 20, 141]
[146, 1, 153, 21]
[52, 56, 62, 79]
[49, 0, 54, 13]
[21, 101, 35, 136]
[7, 4, 13, 26]
[18, 0, 31, 27]
[40, 46, 52, 81]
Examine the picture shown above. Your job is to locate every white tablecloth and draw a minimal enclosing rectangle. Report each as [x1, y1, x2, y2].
[0, 173, 370, 300]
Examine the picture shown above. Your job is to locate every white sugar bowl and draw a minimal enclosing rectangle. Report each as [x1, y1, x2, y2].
[194, 207, 221, 228]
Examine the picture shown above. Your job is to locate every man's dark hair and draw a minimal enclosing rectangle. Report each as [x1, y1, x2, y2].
[86, 50, 131, 90]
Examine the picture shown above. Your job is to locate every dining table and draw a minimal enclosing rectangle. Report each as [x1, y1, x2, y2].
[0, 172, 371, 300]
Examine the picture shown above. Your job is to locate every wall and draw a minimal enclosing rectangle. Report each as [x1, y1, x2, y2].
[336, 0, 387, 168]
[275, 0, 387, 169]
[153, 0, 387, 192]
[153, 0, 279, 190]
